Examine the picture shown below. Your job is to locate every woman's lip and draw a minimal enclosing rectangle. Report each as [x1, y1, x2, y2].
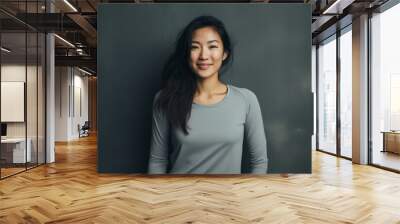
[197, 64, 212, 69]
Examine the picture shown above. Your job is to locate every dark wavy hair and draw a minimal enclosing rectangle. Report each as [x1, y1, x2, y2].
[155, 15, 233, 135]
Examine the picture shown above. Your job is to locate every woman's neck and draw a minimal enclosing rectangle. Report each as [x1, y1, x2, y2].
[195, 76, 226, 97]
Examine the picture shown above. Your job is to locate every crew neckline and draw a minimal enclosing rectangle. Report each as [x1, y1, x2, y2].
[193, 84, 230, 108]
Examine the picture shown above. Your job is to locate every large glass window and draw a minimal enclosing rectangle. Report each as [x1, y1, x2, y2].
[371, 3, 400, 171]
[318, 35, 337, 154]
[339, 27, 352, 158]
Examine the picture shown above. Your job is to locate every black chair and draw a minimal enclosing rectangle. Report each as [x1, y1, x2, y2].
[78, 121, 90, 138]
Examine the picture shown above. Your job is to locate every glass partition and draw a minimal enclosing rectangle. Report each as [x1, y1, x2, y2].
[1, 31, 28, 177]
[0, 1, 46, 179]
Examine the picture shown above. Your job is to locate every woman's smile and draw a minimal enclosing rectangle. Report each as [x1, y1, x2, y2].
[197, 63, 212, 70]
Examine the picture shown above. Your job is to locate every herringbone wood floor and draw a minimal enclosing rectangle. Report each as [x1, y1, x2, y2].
[1, 134, 400, 224]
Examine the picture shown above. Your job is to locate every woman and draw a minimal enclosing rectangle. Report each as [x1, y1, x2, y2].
[148, 15, 268, 174]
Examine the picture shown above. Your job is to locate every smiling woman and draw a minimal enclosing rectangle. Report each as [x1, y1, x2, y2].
[148, 15, 268, 174]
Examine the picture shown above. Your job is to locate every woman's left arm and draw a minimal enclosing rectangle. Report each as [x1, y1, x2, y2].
[244, 90, 268, 174]
[148, 94, 170, 174]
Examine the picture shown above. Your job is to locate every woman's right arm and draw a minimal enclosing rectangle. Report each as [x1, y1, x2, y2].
[148, 95, 170, 174]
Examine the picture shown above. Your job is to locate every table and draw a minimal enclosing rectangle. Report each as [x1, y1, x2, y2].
[381, 131, 400, 154]
[1, 138, 32, 163]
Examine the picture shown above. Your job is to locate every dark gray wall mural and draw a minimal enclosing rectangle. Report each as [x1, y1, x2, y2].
[98, 3, 312, 174]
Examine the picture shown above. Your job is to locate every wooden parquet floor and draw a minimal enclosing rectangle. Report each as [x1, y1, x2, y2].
[1, 134, 400, 224]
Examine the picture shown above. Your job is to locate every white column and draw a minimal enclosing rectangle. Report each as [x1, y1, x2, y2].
[46, 1, 55, 163]
[46, 33, 55, 163]
[352, 14, 369, 164]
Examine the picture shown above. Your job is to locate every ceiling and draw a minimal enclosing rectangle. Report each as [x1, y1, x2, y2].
[0, 0, 391, 75]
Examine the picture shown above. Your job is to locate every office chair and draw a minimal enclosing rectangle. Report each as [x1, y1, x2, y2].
[79, 121, 90, 138]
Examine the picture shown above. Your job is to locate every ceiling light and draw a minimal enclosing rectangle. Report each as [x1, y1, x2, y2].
[1, 47, 11, 53]
[78, 67, 92, 76]
[54, 34, 75, 48]
[63, 0, 78, 12]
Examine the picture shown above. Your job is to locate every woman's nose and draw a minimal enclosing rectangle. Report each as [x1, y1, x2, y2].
[199, 47, 209, 59]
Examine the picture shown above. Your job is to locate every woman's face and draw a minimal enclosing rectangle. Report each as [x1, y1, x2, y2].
[189, 26, 227, 80]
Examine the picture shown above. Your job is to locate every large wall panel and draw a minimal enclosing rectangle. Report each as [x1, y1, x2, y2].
[98, 4, 312, 173]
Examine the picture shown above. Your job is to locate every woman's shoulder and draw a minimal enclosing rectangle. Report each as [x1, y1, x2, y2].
[153, 89, 168, 104]
[228, 85, 260, 111]
[154, 89, 161, 97]
[152, 90, 161, 104]
[152, 90, 165, 112]
[228, 85, 258, 101]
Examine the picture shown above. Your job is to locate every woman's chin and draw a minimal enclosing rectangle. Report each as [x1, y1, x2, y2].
[195, 72, 216, 80]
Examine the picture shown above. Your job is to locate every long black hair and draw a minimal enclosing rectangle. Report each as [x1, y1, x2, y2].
[155, 15, 233, 135]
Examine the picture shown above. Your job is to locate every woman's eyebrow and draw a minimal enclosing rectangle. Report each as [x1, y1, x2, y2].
[207, 40, 219, 44]
[191, 40, 220, 44]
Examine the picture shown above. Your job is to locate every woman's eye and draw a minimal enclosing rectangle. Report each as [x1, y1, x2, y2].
[191, 45, 199, 50]
[210, 45, 218, 49]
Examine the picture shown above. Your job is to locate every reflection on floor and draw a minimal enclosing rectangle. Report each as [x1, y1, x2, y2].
[0, 167, 25, 178]
[0, 162, 42, 178]
[341, 147, 352, 158]
[373, 150, 400, 171]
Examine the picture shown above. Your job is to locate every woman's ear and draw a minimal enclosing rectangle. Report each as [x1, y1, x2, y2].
[223, 52, 228, 61]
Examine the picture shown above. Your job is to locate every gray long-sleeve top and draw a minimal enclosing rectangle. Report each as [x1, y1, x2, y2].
[148, 85, 268, 174]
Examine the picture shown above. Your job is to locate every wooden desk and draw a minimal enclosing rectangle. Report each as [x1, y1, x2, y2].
[382, 131, 400, 154]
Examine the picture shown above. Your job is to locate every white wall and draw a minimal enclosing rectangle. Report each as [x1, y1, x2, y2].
[1, 65, 27, 141]
[55, 66, 69, 141]
[1, 65, 39, 137]
[72, 72, 89, 138]
[55, 66, 89, 141]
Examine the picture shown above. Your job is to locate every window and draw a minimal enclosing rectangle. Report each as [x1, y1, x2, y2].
[370, 2, 400, 171]
[318, 35, 337, 154]
[339, 27, 352, 158]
